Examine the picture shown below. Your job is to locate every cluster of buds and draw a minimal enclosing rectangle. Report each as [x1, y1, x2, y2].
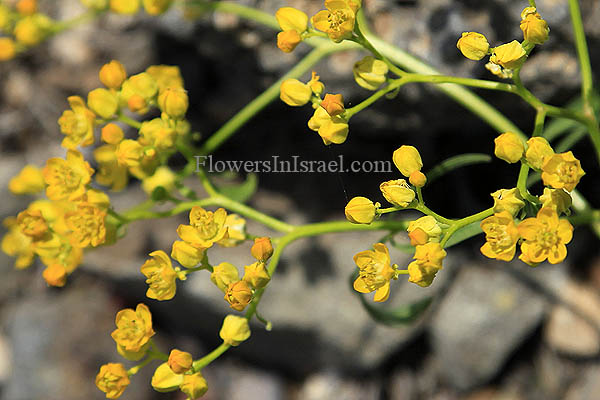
[456, 6, 549, 78]
[83, 0, 174, 15]
[275, 0, 362, 53]
[0, 0, 53, 60]
[1, 60, 191, 286]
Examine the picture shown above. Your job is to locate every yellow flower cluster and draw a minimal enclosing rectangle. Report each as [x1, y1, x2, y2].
[457, 7, 549, 78]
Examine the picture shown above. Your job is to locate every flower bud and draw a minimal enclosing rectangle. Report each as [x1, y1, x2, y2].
[14, 14, 52, 46]
[491, 188, 525, 216]
[409, 170, 427, 187]
[16, 0, 37, 15]
[220, 314, 251, 346]
[275, 7, 308, 33]
[320, 93, 345, 117]
[87, 88, 118, 119]
[180, 372, 208, 399]
[116, 139, 144, 167]
[393, 145, 423, 177]
[99, 60, 127, 90]
[308, 71, 324, 96]
[490, 41, 526, 70]
[0, 38, 16, 61]
[520, 10, 549, 45]
[225, 280, 253, 311]
[379, 179, 415, 207]
[539, 188, 571, 215]
[157, 86, 188, 119]
[167, 349, 192, 374]
[277, 30, 302, 53]
[171, 240, 206, 269]
[96, 363, 130, 399]
[345, 196, 376, 224]
[142, 166, 177, 195]
[9, 165, 45, 195]
[525, 136, 554, 169]
[456, 32, 490, 60]
[42, 264, 67, 287]
[494, 132, 524, 163]
[280, 78, 312, 107]
[110, 0, 141, 14]
[250, 237, 273, 261]
[242, 261, 270, 289]
[143, 0, 172, 15]
[407, 216, 442, 246]
[101, 123, 124, 144]
[151, 362, 184, 393]
[210, 262, 239, 292]
[353, 56, 388, 90]
[121, 72, 158, 105]
[317, 118, 349, 145]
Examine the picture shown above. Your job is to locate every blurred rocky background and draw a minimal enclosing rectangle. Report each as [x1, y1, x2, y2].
[1, 0, 600, 399]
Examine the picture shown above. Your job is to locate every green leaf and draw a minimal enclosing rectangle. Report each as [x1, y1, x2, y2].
[443, 221, 482, 248]
[426, 153, 491, 184]
[216, 173, 258, 203]
[350, 271, 432, 325]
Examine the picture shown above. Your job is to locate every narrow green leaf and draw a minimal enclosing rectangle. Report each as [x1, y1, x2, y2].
[443, 221, 483, 248]
[426, 153, 491, 184]
[216, 173, 258, 203]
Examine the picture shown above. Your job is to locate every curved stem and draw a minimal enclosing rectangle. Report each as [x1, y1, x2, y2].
[192, 342, 230, 371]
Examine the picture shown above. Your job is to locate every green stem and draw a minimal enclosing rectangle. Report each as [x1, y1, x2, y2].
[516, 162, 538, 203]
[532, 108, 546, 137]
[345, 78, 405, 118]
[49, 9, 101, 34]
[403, 74, 516, 93]
[440, 207, 494, 248]
[192, 342, 230, 371]
[118, 114, 142, 130]
[414, 203, 455, 225]
[568, 0, 594, 109]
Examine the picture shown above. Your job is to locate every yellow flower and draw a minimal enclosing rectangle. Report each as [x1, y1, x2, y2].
[307, 106, 349, 145]
[494, 132, 524, 163]
[407, 242, 446, 287]
[490, 41, 527, 70]
[224, 280, 253, 311]
[393, 145, 423, 177]
[151, 362, 183, 392]
[87, 88, 118, 119]
[111, 303, 155, 360]
[0, 38, 16, 61]
[42, 263, 67, 287]
[143, 0, 172, 15]
[157, 86, 188, 119]
[138, 118, 177, 150]
[539, 188, 571, 215]
[120, 72, 158, 111]
[43, 150, 94, 201]
[480, 211, 519, 261]
[242, 261, 270, 289]
[525, 136, 554, 170]
[275, 7, 308, 33]
[177, 207, 229, 249]
[115, 139, 144, 167]
[140, 250, 177, 301]
[210, 262, 240, 292]
[219, 314, 251, 346]
[320, 93, 345, 117]
[353, 56, 388, 90]
[94, 144, 129, 191]
[9, 165, 45, 195]
[99, 60, 127, 90]
[407, 216, 442, 246]
[1, 217, 35, 269]
[59, 96, 96, 150]
[171, 240, 206, 269]
[518, 207, 573, 265]
[216, 214, 247, 247]
[277, 30, 302, 53]
[520, 10, 549, 45]
[110, 0, 140, 14]
[95, 363, 130, 399]
[17, 209, 48, 239]
[180, 371, 209, 399]
[101, 123, 125, 145]
[344, 196, 376, 224]
[280, 78, 312, 107]
[379, 179, 415, 207]
[456, 32, 490, 60]
[167, 349, 192, 374]
[353, 243, 396, 302]
[64, 203, 107, 248]
[490, 188, 525, 216]
[311, 0, 357, 43]
[541, 151, 585, 192]
[14, 14, 52, 46]
[146, 65, 184, 91]
[142, 166, 177, 195]
[250, 237, 273, 261]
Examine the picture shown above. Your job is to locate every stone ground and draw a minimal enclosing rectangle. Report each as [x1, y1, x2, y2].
[1, 0, 600, 399]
